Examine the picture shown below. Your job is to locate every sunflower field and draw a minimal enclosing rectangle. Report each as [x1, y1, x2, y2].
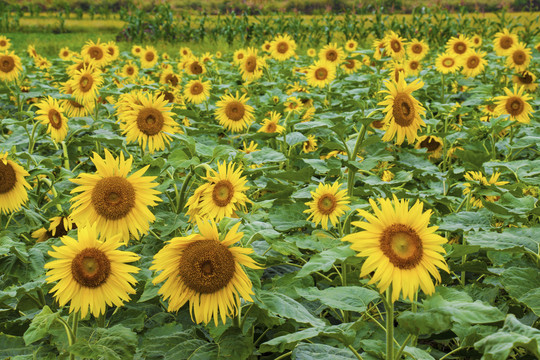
[0, 8, 539, 360]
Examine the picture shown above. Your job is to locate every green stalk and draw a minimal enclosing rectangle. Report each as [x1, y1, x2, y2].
[384, 286, 394, 360]
[347, 124, 367, 198]
[177, 168, 195, 212]
[61, 141, 70, 170]
[440, 73, 445, 103]
[28, 121, 39, 155]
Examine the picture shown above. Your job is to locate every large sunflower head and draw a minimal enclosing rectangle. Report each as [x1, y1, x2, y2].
[70, 149, 162, 244]
[270, 34, 297, 61]
[506, 42, 532, 73]
[407, 39, 429, 60]
[342, 195, 449, 302]
[140, 46, 158, 69]
[304, 181, 350, 230]
[81, 39, 111, 67]
[0, 152, 31, 215]
[0, 51, 23, 82]
[318, 43, 345, 65]
[151, 219, 260, 326]
[35, 96, 69, 143]
[69, 64, 104, 104]
[215, 91, 255, 133]
[306, 60, 336, 88]
[378, 76, 426, 145]
[239, 47, 266, 82]
[383, 31, 406, 59]
[493, 85, 534, 124]
[461, 50, 487, 78]
[435, 52, 461, 74]
[445, 34, 473, 58]
[45, 224, 140, 318]
[493, 28, 518, 56]
[184, 78, 211, 104]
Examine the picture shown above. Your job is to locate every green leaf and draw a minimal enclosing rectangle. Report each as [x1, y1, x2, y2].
[500, 267, 540, 316]
[475, 315, 540, 359]
[245, 147, 286, 164]
[285, 132, 308, 146]
[292, 343, 356, 360]
[216, 328, 254, 360]
[68, 325, 137, 360]
[296, 246, 355, 278]
[0, 334, 33, 357]
[257, 291, 325, 327]
[269, 203, 309, 231]
[297, 286, 379, 312]
[465, 227, 540, 254]
[23, 306, 59, 345]
[483, 193, 537, 216]
[403, 346, 436, 360]
[166, 340, 219, 360]
[438, 211, 492, 232]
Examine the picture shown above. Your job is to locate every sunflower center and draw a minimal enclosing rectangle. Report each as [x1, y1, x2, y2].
[0, 161, 16, 194]
[409, 61, 419, 70]
[71, 248, 111, 288]
[190, 82, 203, 95]
[190, 62, 203, 74]
[326, 50, 338, 61]
[505, 96, 524, 116]
[107, 47, 115, 56]
[453, 42, 466, 54]
[68, 99, 85, 109]
[245, 55, 257, 72]
[159, 91, 175, 103]
[442, 58, 454, 67]
[390, 39, 401, 53]
[79, 74, 94, 92]
[0, 40, 5, 47]
[165, 74, 178, 87]
[512, 50, 526, 65]
[126, 66, 134, 75]
[519, 73, 532, 84]
[315, 67, 328, 80]
[88, 46, 104, 60]
[48, 109, 63, 129]
[371, 119, 384, 129]
[91, 176, 135, 220]
[420, 137, 440, 151]
[466, 56, 479, 68]
[225, 101, 245, 121]
[277, 41, 289, 54]
[178, 240, 236, 294]
[62, 51, 69, 57]
[473, 37, 480, 44]
[411, 44, 422, 54]
[345, 59, 355, 69]
[145, 52, 155, 62]
[500, 35, 513, 50]
[136, 107, 165, 135]
[348, 43, 354, 48]
[317, 194, 337, 215]
[0, 55, 15, 73]
[380, 224, 423, 269]
[266, 122, 277, 132]
[392, 93, 415, 127]
[212, 180, 234, 207]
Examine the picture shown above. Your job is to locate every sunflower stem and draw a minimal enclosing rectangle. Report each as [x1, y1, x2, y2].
[97, 313, 105, 328]
[61, 141, 70, 170]
[384, 286, 395, 360]
[177, 167, 195, 213]
[348, 345, 364, 360]
[72, 312, 79, 341]
[274, 351, 292, 360]
[347, 124, 367, 198]
[28, 120, 39, 155]
[411, 291, 418, 346]
[55, 317, 75, 357]
[440, 73, 445, 103]
[395, 334, 413, 360]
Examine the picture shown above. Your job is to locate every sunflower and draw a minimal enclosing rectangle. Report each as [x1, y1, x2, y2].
[185, 58, 206, 76]
[239, 141, 259, 154]
[414, 135, 443, 159]
[69, 64, 103, 104]
[0, 152, 31, 215]
[0, 35, 10, 51]
[0, 51, 23, 82]
[446, 34, 473, 58]
[159, 70, 181, 87]
[435, 53, 461, 74]
[121, 92, 179, 153]
[239, 48, 266, 82]
[45, 224, 140, 319]
[512, 71, 537, 92]
[131, 45, 143, 57]
[232, 49, 246, 65]
[35, 56, 52, 70]
[140, 46, 158, 69]
[307, 48, 316, 57]
[318, 43, 345, 65]
[66, 58, 94, 77]
[27, 44, 39, 59]
[378, 76, 426, 145]
[179, 47, 192, 59]
[284, 96, 303, 114]
[201, 52, 213, 63]
[58, 47, 72, 60]
[405, 59, 421, 76]
[305, 60, 336, 88]
[388, 61, 407, 82]
[493, 28, 518, 56]
[262, 41, 272, 53]
[383, 31, 406, 60]
[215, 51, 222, 59]
[215, 92, 255, 133]
[381, 170, 395, 182]
[151, 219, 259, 325]
[343, 196, 449, 302]
[35, 96, 69, 143]
[121, 61, 139, 78]
[304, 182, 350, 230]
[105, 41, 120, 62]
[81, 39, 110, 67]
[184, 78, 211, 104]
[407, 39, 429, 60]
[345, 39, 358, 52]
[70, 149, 162, 244]
[185, 162, 250, 222]
[61, 81, 94, 117]
[373, 39, 387, 60]
[463, 171, 509, 208]
[258, 111, 285, 134]
[493, 85, 533, 124]
[480, 100, 498, 122]
[506, 42, 531, 73]
[471, 34, 482, 48]
[270, 34, 297, 61]
[32, 215, 76, 243]
[302, 134, 318, 153]
[461, 50, 487, 77]
[338, 57, 359, 74]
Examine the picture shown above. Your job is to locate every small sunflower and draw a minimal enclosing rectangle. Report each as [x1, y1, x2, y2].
[493, 29, 518, 56]
[270, 34, 297, 61]
[131, 45, 143, 57]
[45, 224, 140, 318]
[435, 53, 461, 74]
[306, 60, 336, 88]
[480, 101, 498, 122]
[140, 46, 158, 69]
[407, 39, 429, 60]
[81, 39, 110, 67]
[184, 78, 211, 104]
[446, 34, 473, 58]
[463, 171, 509, 208]
[0, 152, 31, 215]
[215, 92, 255, 133]
[0, 35, 10, 51]
[304, 182, 350, 230]
[0, 51, 23, 82]
[58, 47, 72, 60]
[151, 219, 260, 326]
[506, 42, 531, 73]
[32, 215, 76, 243]
[341, 58, 361, 74]
[302, 134, 318, 153]
[70, 149, 162, 244]
[405, 59, 422, 76]
[461, 50, 487, 78]
[262, 41, 272, 53]
[307, 48, 317, 57]
[373, 38, 387, 60]
[388, 61, 408, 82]
[232, 49, 246, 65]
[493, 85, 534, 124]
[258, 111, 285, 134]
[284, 96, 303, 114]
[61, 81, 94, 118]
[121, 61, 139, 78]
[201, 52, 213, 63]
[179, 47, 192, 59]
[105, 41, 120, 62]
[384, 31, 406, 59]
[69, 64, 103, 104]
[378, 76, 426, 145]
[27, 44, 39, 59]
[471, 34, 482, 48]
[415, 135, 444, 159]
[159, 70, 181, 87]
[239, 141, 259, 154]
[345, 39, 358, 52]
[318, 43, 345, 65]
[35, 96, 69, 143]
[343, 196, 449, 302]
[239, 48, 266, 82]
[512, 71, 537, 92]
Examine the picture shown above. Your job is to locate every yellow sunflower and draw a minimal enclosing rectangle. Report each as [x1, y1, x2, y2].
[184, 78, 211, 104]
[58, 47, 72, 60]
[341, 58, 361, 74]
[378, 76, 426, 145]
[284, 96, 303, 114]
[159, 70, 181, 88]
[388, 60, 408, 82]
[201, 52, 213, 63]
[463, 171, 509, 208]
[270, 34, 297, 61]
[480, 100, 498, 122]
[262, 41, 272, 53]
[407, 39, 429, 60]
[304, 182, 350, 230]
[307, 48, 317, 57]
[461, 50, 487, 78]
[121, 92, 179, 153]
[493, 85, 534, 124]
[384, 31, 406, 59]
[70, 149, 162, 244]
[179, 46, 193, 59]
[27, 44, 39, 59]
[61, 81, 94, 118]
[81, 39, 110, 67]
[446, 34, 473, 58]
[343, 196, 449, 302]
[414, 135, 444, 159]
[232, 49, 246, 65]
[35, 96, 69, 143]
[185, 58, 206, 76]
[239, 141, 259, 154]
[121, 61, 139, 78]
[345, 39, 358, 52]
[306, 60, 336, 88]
[258, 111, 285, 134]
[0, 35, 11, 51]
[185, 161, 250, 222]
[471, 34, 482, 48]
[302, 134, 318, 153]
[405, 59, 422, 77]
[140, 46, 158, 69]
[493, 29, 518, 56]
[69, 64, 103, 104]
[0, 152, 31, 215]
[131, 45, 143, 57]
[506, 42, 531, 73]
[435, 53, 461, 74]
[0, 51, 23, 82]
[215, 92, 255, 132]
[151, 219, 260, 326]
[105, 41, 120, 62]
[373, 38, 387, 60]
[45, 224, 140, 319]
[318, 43, 345, 65]
[512, 71, 537, 92]
[32, 215, 76, 243]
[239, 47, 266, 82]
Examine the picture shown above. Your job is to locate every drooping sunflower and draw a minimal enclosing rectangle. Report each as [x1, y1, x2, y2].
[373, 38, 387, 60]
[506, 42, 531, 73]
[493, 28, 518, 56]
[345, 39, 358, 52]
[45, 224, 140, 319]
[0, 35, 10, 51]
[140, 46, 158, 69]
[121, 92, 179, 153]
[185, 161, 250, 222]
[70, 149, 162, 244]
[159, 69, 181, 88]
[61, 81, 94, 117]
[239, 48, 266, 82]
[304, 182, 350, 230]
[215, 92, 255, 133]
[0, 152, 31, 215]
[27, 44, 39, 59]
[32, 215, 76, 243]
[343, 195, 449, 302]
[493, 85, 534, 124]
[306, 60, 336, 88]
[69, 64, 104, 104]
[302, 134, 318, 153]
[383, 31, 406, 60]
[407, 39, 429, 60]
[461, 50, 487, 78]
[258, 111, 285, 134]
[435, 53, 461, 74]
[512, 71, 537, 92]
[59, 47, 72, 60]
[151, 219, 260, 326]
[184, 78, 211, 104]
[378, 76, 426, 145]
[463, 171, 509, 208]
[81, 39, 110, 67]
[270, 34, 297, 61]
[318, 43, 345, 65]
[414, 135, 444, 159]
[446, 34, 473, 58]
[0, 51, 23, 82]
[35, 96, 69, 143]
[185, 58, 206, 76]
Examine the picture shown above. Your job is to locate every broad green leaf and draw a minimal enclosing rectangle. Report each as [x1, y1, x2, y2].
[269, 203, 310, 231]
[297, 286, 379, 312]
[292, 343, 356, 360]
[0, 334, 33, 357]
[465, 227, 540, 254]
[257, 291, 325, 327]
[403, 346, 436, 360]
[68, 325, 137, 360]
[23, 306, 59, 345]
[296, 246, 355, 278]
[285, 132, 308, 146]
[500, 267, 540, 316]
[245, 147, 286, 164]
[165, 340, 219, 360]
[439, 211, 492, 232]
